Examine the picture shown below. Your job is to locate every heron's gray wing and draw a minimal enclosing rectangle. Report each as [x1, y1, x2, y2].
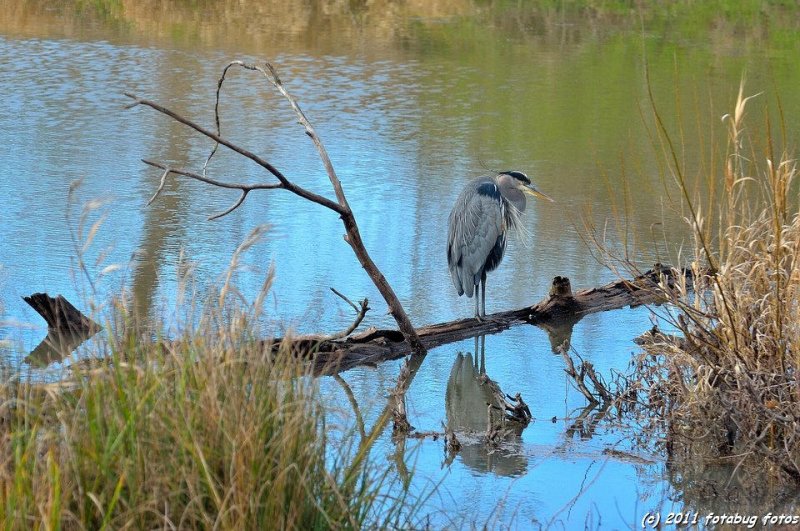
[447, 180, 504, 298]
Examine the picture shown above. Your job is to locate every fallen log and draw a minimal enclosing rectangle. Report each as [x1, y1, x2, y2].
[23, 293, 101, 334]
[22, 265, 691, 373]
[294, 264, 692, 374]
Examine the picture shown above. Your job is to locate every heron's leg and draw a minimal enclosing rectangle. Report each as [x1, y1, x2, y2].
[473, 335, 479, 361]
[474, 289, 480, 320]
[481, 277, 487, 318]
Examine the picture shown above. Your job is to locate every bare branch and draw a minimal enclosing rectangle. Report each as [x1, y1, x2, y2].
[142, 160, 283, 192]
[330, 287, 359, 313]
[125, 92, 346, 215]
[335, 301, 368, 339]
[263, 63, 349, 209]
[225, 61, 426, 356]
[149, 167, 170, 206]
[128, 61, 427, 357]
[204, 61, 249, 175]
[141, 160, 284, 219]
[211, 61, 350, 210]
[317, 290, 369, 341]
[210, 191, 249, 221]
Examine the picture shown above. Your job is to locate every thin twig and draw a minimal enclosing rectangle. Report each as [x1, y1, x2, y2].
[203, 61, 245, 175]
[330, 287, 360, 313]
[142, 160, 284, 219]
[317, 290, 369, 341]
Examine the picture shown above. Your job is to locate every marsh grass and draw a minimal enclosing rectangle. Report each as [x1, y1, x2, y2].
[0, 233, 416, 529]
[620, 83, 800, 487]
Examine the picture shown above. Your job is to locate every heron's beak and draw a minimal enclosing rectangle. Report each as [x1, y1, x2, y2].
[523, 184, 555, 203]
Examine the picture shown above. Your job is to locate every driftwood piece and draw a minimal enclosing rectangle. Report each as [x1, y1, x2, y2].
[22, 293, 102, 366]
[302, 264, 691, 374]
[23, 293, 101, 333]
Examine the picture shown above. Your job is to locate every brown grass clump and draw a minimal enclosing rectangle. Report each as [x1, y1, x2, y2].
[635, 83, 800, 486]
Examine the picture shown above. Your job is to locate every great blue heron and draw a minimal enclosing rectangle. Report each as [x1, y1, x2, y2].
[447, 170, 553, 319]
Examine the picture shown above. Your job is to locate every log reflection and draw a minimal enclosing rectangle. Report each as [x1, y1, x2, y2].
[24, 329, 98, 367]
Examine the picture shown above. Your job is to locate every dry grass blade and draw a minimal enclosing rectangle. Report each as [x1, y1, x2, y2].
[626, 83, 800, 490]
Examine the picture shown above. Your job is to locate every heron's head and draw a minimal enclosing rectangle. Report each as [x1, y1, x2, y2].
[499, 170, 554, 203]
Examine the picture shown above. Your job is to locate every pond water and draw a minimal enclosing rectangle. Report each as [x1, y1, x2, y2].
[2, 2, 800, 528]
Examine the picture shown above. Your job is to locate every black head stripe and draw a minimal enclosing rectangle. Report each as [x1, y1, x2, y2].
[500, 170, 530, 184]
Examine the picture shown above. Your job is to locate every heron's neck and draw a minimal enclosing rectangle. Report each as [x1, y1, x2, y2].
[497, 173, 526, 214]
[495, 174, 527, 230]
[504, 188, 526, 213]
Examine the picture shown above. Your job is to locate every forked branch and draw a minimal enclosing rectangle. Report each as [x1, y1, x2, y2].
[142, 160, 284, 220]
[316, 288, 370, 341]
[123, 92, 344, 214]
[126, 61, 426, 356]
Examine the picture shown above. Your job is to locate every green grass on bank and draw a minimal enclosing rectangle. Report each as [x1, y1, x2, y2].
[0, 290, 416, 529]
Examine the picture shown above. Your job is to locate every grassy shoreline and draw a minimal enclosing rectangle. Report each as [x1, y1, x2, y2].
[0, 296, 416, 529]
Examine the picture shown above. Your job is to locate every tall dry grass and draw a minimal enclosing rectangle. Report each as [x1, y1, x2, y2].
[635, 83, 800, 485]
[0, 232, 415, 529]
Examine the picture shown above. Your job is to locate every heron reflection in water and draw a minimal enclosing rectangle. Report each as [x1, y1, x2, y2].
[445, 336, 528, 477]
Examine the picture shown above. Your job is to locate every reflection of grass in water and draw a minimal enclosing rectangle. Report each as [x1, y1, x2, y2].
[0, 266, 5, 318]
[76, 0, 123, 20]
[72, 0, 132, 33]
[0, 234, 419, 528]
[491, 0, 791, 20]
[6, 0, 800, 52]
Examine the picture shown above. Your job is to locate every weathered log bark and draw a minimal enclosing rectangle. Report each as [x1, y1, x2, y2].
[296, 264, 692, 374]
